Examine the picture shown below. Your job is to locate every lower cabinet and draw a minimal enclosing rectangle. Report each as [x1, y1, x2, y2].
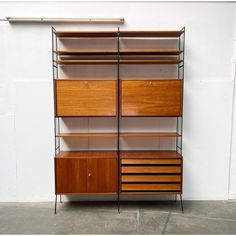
[55, 157, 118, 194]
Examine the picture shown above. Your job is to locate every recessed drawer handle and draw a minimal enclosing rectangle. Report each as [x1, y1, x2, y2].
[84, 81, 89, 86]
[88, 173, 91, 177]
[148, 81, 153, 86]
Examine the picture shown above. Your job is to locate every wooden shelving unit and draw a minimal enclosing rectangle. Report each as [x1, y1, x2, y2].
[52, 27, 185, 213]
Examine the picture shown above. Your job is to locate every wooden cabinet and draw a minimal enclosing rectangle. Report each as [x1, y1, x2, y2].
[55, 152, 118, 194]
[121, 80, 182, 116]
[56, 80, 117, 117]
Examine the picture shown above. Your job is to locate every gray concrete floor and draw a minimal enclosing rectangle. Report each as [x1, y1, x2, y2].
[0, 201, 236, 234]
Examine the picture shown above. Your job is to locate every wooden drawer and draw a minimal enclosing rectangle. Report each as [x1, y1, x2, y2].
[121, 80, 182, 116]
[121, 158, 181, 165]
[121, 183, 181, 191]
[121, 175, 181, 183]
[56, 80, 117, 116]
[121, 166, 181, 174]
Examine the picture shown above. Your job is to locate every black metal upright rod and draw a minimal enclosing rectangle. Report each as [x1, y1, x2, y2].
[117, 27, 120, 214]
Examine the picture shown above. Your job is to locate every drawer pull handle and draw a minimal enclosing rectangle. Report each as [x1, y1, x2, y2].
[88, 173, 91, 177]
[148, 81, 153, 86]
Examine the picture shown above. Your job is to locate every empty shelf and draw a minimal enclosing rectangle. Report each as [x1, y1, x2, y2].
[56, 133, 118, 138]
[120, 132, 181, 137]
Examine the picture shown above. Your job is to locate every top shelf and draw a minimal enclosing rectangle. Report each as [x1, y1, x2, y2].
[55, 30, 184, 38]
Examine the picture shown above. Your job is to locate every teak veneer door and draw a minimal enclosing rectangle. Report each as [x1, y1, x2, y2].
[87, 158, 117, 193]
[121, 80, 182, 116]
[56, 80, 117, 116]
[55, 158, 87, 194]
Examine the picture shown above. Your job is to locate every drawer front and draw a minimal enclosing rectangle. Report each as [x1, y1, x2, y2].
[122, 175, 181, 183]
[121, 158, 181, 165]
[121, 183, 181, 191]
[56, 80, 117, 116]
[121, 80, 182, 116]
[121, 166, 181, 174]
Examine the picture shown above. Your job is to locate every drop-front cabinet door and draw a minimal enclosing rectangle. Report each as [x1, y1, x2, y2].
[121, 80, 182, 116]
[56, 80, 117, 116]
[55, 158, 87, 194]
[87, 158, 118, 193]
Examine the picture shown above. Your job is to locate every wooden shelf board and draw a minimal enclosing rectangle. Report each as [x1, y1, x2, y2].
[54, 50, 117, 55]
[55, 60, 117, 65]
[56, 133, 118, 138]
[55, 151, 118, 159]
[55, 31, 117, 37]
[55, 59, 183, 65]
[120, 132, 181, 137]
[120, 50, 183, 55]
[55, 30, 184, 38]
[54, 49, 183, 55]
[119, 30, 184, 37]
[120, 59, 183, 64]
[120, 151, 182, 159]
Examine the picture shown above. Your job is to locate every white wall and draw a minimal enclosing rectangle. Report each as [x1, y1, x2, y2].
[0, 1, 236, 201]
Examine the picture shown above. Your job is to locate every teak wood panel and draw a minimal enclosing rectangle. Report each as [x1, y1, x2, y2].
[121, 166, 181, 174]
[56, 80, 117, 116]
[55, 156, 118, 194]
[87, 158, 117, 193]
[121, 183, 181, 191]
[121, 80, 182, 116]
[121, 175, 181, 183]
[120, 151, 182, 159]
[121, 158, 181, 165]
[56, 151, 117, 159]
[55, 158, 87, 194]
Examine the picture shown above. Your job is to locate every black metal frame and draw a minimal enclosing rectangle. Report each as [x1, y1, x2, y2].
[52, 27, 185, 214]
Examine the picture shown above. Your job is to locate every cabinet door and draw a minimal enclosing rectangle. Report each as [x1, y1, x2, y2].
[121, 80, 182, 116]
[55, 158, 87, 194]
[56, 80, 117, 116]
[87, 158, 117, 193]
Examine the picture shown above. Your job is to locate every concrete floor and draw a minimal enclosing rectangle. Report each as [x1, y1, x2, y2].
[0, 201, 236, 234]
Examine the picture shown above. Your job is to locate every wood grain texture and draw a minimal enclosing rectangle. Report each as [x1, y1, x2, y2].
[87, 158, 117, 193]
[120, 151, 182, 159]
[55, 157, 87, 194]
[121, 80, 182, 116]
[121, 158, 181, 165]
[121, 166, 181, 174]
[121, 183, 181, 191]
[56, 80, 117, 116]
[121, 175, 181, 183]
[56, 133, 118, 138]
[120, 132, 181, 137]
[55, 151, 118, 159]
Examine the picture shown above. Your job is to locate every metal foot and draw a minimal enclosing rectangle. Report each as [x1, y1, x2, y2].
[54, 195, 57, 214]
[180, 194, 184, 213]
[60, 195, 62, 203]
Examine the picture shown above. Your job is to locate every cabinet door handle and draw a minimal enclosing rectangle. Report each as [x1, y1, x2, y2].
[148, 81, 153, 86]
[84, 81, 89, 87]
[88, 173, 91, 177]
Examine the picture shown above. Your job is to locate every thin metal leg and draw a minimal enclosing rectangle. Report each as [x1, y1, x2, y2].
[60, 195, 62, 203]
[54, 195, 57, 214]
[180, 194, 184, 213]
[118, 197, 120, 214]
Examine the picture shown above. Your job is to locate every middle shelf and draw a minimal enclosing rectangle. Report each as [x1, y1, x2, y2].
[56, 132, 181, 138]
